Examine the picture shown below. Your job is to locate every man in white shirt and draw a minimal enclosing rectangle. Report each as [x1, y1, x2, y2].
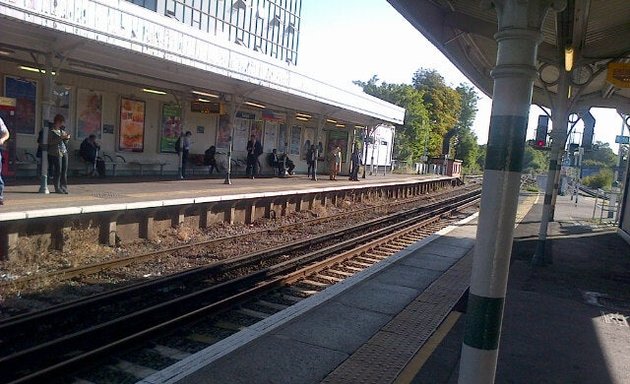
[0, 117, 10, 205]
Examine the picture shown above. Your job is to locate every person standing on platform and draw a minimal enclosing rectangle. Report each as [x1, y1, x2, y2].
[204, 145, 217, 175]
[0, 116, 10, 205]
[328, 146, 339, 180]
[80, 134, 106, 177]
[306, 144, 316, 178]
[48, 114, 71, 194]
[349, 146, 361, 181]
[181, 131, 192, 178]
[246, 134, 263, 178]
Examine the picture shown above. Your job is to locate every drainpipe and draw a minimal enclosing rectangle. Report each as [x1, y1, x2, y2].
[458, 1, 565, 383]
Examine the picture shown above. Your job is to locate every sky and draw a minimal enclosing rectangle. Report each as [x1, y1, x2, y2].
[296, 0, 626, 153]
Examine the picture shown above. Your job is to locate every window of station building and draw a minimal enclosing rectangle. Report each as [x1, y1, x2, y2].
[160, 0, 301, 66]
[127, 0, 157, 11]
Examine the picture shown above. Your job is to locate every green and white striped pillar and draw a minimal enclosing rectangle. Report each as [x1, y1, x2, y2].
[458, 1, 565, 382]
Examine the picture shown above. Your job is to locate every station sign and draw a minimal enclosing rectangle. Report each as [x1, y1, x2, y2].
[615, 135, 630, 144]
[607, 63, 630, 88]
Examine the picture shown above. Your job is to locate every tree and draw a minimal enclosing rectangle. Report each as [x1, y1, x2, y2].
[355, 69, 481, 170]
[453, 84, 479, 171]
[582, 141, 617, 167]
[522, 146, 549, 174]
[354, 76, 430, 162]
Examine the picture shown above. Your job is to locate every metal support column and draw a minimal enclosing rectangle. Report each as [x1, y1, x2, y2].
[532, 63, 570, 266]
[458, 1, 564, 383]
[38, 53, 54, 194]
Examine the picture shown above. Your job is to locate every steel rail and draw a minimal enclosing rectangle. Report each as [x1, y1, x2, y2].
[1, 191, 481, 384]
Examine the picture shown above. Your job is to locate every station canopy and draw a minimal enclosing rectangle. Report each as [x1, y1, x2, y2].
[387, 0, 630, 115]
[0, 3, 404, 126]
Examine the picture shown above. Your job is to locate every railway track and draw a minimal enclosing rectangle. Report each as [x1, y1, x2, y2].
[0, 184, 478, 295]
[0, 189, 480, 384]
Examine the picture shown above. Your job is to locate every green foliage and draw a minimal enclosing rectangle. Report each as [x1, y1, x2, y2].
[355, 69, 480, 169]
[583, 141, 617, 167]
[522, 145, 549, 174]
[582, 168, 614, 189]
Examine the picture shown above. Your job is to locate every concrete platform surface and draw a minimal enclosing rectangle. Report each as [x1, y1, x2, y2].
[0, 173, 447, 220]
[138, 209, 478, 384]
[411, 193, 630, 384]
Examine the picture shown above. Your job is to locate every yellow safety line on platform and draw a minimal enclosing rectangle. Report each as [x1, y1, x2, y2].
[393, 193, 539, 383]
[393, 311, 462, 384]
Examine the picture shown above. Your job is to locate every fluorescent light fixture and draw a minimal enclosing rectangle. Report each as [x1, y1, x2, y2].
[326, 119, 337, 124]
[245, 101, 265, 108]
[565, 46, 574, 72]
[355, 125, 365, 129]
[296, 112, 311, 118]
[0, 48, 15, 56]
[197, 98, 213, 103]
[335, 124, 346, 127]
[19, 65, 55, 75]
[192, 90, 219, 98]
[143, 88, 167, 95]
[296, 116, 309, 121]
[69, 64, 119, 78]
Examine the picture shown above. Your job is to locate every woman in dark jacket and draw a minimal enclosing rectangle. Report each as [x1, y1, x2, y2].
[48, 114, 71, 194]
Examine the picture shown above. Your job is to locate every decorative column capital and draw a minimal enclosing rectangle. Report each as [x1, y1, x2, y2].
[482, 0, 566, 31]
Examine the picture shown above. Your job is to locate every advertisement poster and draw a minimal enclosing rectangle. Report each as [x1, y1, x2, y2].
[290, 125, 301, 155]
[119, 98, 145, 152]
[233, 118, 250, 152]
[278, 124, 288, 153]
[160, 104, 182, 153]
[4, 76, 37, 134]
[76, 89, 102, 139]
[51, 86, 71, 133]
[327, 130, 349, 162]
[302, 127, 315, 160]
[250, 120, 263, 141]
[263, 122, 278, 152]
[216, 114, 231, 149]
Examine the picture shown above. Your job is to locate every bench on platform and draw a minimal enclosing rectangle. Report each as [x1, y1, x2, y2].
[14, 149, 38, 177]
[72, 150, 121, 177]
[126, 160, 168, 176]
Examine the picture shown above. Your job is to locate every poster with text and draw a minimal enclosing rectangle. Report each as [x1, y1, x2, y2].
[76, 89, 102, 139]
[119, 98, 145, 152]
[302, 127, 315, 160]
[290, 126, 301, 155]
[327, 130, 349, 162]
[263, 122, 278, 153]
[51, 86, 71, 133]
[250, 120, 264, 142]
[233, 118, 250, 152]
[278, 124, 288, 153]
[216, 114, 231, 150]
[4, 76, 37, 134]
[160, 104, 182, 153]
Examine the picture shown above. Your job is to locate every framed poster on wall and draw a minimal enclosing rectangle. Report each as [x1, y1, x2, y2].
[290, 125, 301, 155]
[263, 122, 278, 153]
[278, 124, 288, 153]
[4, 76, 37, 134]
[302, 127, 315, 160]
[76, 89, 102, 139]
[119, 98, 145, 152]
[160, 104, 182, 153]
[233, 118, 250, 152]
[327, 130, 349, 162]
[216, 114, 231, 150]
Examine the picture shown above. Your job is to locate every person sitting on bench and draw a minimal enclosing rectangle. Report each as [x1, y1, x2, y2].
[268, 149, 294, 176]
[80, 134, 106, 177]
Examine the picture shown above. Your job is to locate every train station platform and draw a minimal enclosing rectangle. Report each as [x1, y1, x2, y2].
[137, 191, 630, 384]
[0, 172, 445, 218]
